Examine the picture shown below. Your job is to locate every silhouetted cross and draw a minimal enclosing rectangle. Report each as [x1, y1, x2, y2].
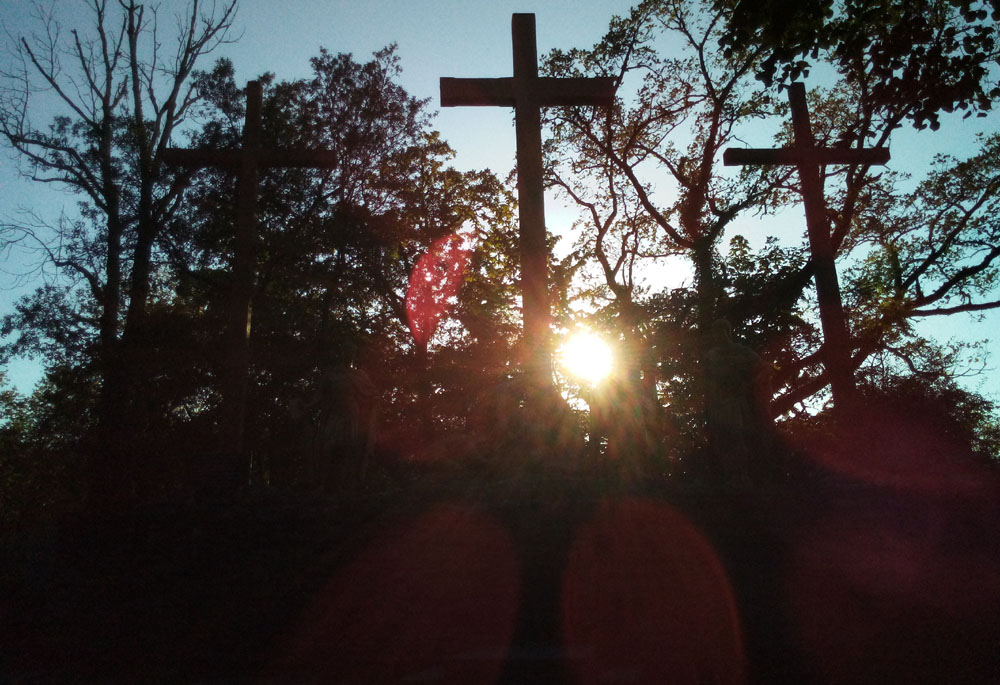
[723, 82, 889, 410]
[164, 80, 338, 466]
[441, 13, 616, 391]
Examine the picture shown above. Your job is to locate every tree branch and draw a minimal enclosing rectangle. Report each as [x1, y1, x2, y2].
[910, 299, 1000, 317]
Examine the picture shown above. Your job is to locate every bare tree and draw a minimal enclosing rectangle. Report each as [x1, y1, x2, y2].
[547, 0, 1000, 422]
[542, 0, 791, 445]
[0, 0, 238, 507]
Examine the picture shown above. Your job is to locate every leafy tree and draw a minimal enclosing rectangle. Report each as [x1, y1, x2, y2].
[704, 0, 999, 409]
[764, 85, 1000, 412]
[158, 47, 520, 480]
[545, 0, 789, 327]
[849, 133, 1000, 319]
[0, 368, 93, 529]
[833, 134, 1000, 396]
[858, 363, 1000, 463]
[546, 0, 1000, 454]
[715, 0, 1000, 130]
[542, 0, 795, 445]
[639, 236, 811, 457]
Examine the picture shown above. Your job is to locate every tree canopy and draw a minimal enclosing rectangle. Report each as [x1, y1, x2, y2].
[1, 0, 998, 524]
[715, 0, 1000, 129]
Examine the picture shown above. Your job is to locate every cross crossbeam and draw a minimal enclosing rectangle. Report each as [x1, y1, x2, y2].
[164, 80, 340, 467]
[163, 148, 338, 168]
[440, 77, 616, 107]
[440, 14, 616, 391]
[723, 82, 890, 410]
[723, 146, 889, 167]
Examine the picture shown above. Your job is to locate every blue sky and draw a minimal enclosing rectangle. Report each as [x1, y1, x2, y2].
[1, 0, 998, 400]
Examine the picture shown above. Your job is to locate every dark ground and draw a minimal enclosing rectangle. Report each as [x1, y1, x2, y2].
[2, 454, 999, 683]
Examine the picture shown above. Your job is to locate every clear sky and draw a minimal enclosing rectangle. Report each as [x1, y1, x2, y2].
[1, 0, 997, 400]
[230, 0, 640, 179]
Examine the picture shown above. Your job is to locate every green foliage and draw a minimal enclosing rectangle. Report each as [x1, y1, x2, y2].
[844, 132, 1000, 373]
[2, 29, 520, 494]
[0, 369, 91, 529]
[721, 236, 816, 380]
[640, 235, 814, 439]
[1, 285, 97, 367]
[156, 45, 521, 472]
[539, 0, 1000, 467]
[859, 370, 1000, 461]
[2, 0, 998, 502]
[715, 0, 1000, 130]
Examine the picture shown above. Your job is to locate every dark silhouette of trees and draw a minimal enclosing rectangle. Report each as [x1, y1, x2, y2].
[1, 0, 998, 523]
[1, 7, 998, 683]
[542, 0, 1000, 432]
[1, 16, 516, 503]
[0, 0, 239, 507]
[134, 46, 518, 487]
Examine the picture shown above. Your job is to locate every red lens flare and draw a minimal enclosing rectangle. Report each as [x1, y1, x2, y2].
[562, 498, 746, 684]
[406, 234, 471, 346]
[262, 503, 519, 682]
[788, 494, 1000, 681]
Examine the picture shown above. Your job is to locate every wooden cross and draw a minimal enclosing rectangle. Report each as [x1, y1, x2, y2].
[724, 82, 890, 410]
[163, 80, 338, 469]
[440, 13, 616, 391]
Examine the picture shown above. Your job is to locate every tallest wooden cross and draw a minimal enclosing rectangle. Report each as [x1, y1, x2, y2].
[441, 14, 616, 391]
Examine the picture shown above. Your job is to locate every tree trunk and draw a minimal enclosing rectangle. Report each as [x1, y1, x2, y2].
[416, 340, 434, 443]
[692, 241, 721, 339]
[90, 207, 130, 513]
[690, 240, 722, 434]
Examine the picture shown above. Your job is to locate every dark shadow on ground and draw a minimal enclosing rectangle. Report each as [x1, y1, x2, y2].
[3, 448, 999, 683]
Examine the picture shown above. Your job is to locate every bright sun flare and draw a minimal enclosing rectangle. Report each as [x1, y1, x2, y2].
[560, 332, 613, 384]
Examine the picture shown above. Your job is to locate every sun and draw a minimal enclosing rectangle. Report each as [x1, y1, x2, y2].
[559, 331, 614, 384]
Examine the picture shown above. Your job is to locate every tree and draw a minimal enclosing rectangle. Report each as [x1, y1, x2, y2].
[637, 235, 811, 462]
[541, 0, 795, 456]
[159, 46, 519, 480]
[545, 0, 790, 327]
[857, 363, 1000, 463]
[546, 0, 1000, 444]
[0, 367, 94, 528]
[837, 133, 1000, 396]
[0, 0, 239, 506]
[715, 0, 1000, 130]
[703, 0, 999, 412]
[749, 2, 1000, 412]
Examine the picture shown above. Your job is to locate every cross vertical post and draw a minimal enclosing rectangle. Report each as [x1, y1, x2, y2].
[724, 82, 890, 412]
[512, 14, 548, 394]
[787, 84, 853, 410]
[440, 14, 616, 394]
[226, 79, 260, 464]
[164, 80, 340, 478]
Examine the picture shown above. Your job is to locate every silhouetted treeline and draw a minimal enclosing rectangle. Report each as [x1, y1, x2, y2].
[2, 1, 1000, 525]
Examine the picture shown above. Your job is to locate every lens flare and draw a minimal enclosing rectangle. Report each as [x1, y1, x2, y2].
[406, 234, 471, 346]
[560, 331, 613, 384]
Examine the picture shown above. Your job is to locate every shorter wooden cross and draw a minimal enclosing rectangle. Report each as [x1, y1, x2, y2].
[441, 14, 616, 392]
[164, 80, 339, 468]
[724, 82, 889, 409]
